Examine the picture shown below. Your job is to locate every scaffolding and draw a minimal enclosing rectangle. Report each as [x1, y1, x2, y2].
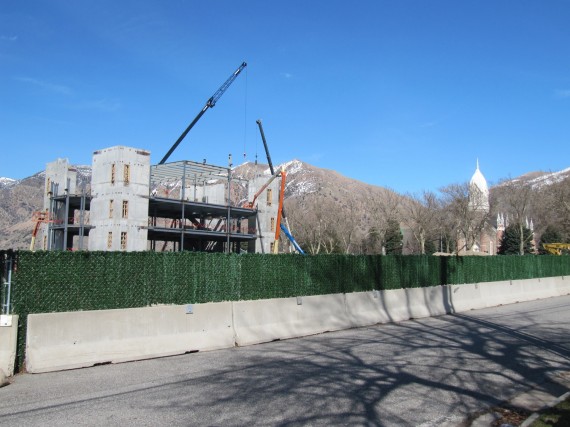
[42, 180, 92, 251]
[39, 156, 266, 253]
[147, 160, 257, 253]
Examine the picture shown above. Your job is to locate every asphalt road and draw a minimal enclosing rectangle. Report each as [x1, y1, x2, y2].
[1, 296, 569, 426]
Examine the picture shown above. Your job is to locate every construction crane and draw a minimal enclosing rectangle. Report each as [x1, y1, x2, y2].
[256, 119, 305, 255]
[159, 61, 247, 165]
[542, 243, 570, 255]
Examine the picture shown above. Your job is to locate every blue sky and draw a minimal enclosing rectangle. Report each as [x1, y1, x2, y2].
[1, 1, 569, 193]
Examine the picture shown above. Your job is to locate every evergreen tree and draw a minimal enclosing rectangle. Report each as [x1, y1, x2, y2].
[363, 226, 382, 254]
[384, 219, 403, 255]
[498, 223, 533, 255]
[538, 226, 563, 254]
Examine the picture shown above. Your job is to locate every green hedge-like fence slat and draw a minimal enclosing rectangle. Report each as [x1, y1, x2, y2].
[5, 250, 570, 371]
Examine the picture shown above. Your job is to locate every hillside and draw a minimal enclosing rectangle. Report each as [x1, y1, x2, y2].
[2, 162, 569, 252]
[0, 160, 402, 250]
[0, 173, 44, 249]
[501, 167, 570, 189]
[490, 168, 570, 241]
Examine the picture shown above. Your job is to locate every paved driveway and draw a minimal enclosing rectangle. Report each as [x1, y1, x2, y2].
[1, 296, 569, 426]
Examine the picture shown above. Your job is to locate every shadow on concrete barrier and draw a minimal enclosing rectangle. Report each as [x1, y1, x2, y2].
[22, 276, 570, 374]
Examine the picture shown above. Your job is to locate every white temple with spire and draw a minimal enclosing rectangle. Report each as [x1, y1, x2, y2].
[468, 159, 490, 212]
[457, 160, 496, 255]
[459, 160, 536, 255]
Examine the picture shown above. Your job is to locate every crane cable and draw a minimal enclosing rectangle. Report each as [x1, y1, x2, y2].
[243, 66, 249, 162]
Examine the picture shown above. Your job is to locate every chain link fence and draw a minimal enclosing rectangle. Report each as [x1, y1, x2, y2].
[1, 250, 16, 315]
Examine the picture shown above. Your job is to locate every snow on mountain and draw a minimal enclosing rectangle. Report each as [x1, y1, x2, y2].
[278, 160, 319, 196]
[502, 167, 570, 189]
[279, 159, 304, 175]
[74, 165, 92, 176]
[527, 167, 570, 188]
[232, 159, 318, 197]
[0, 177, 18, 188]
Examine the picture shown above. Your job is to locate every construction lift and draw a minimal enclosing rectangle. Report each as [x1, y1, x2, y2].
[160, 61, 247, 164]
[30, 210, 49, 251]
[243, 169, 283, 209]
[256, 119, 305, 255]
[542, 243, 570, 255]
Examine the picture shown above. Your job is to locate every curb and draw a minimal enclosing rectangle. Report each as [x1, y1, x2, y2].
[520, 391, 570, 427]
[0, 368, 8, 387]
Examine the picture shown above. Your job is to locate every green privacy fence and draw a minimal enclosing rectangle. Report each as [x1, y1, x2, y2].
[3, 250, 570, 371]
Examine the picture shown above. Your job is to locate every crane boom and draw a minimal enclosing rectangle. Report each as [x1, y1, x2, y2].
[256, 119, 286, 219]
[256, 119, 275, 175]
[256, 119, 305, 255]
[159, 61, 247, 165]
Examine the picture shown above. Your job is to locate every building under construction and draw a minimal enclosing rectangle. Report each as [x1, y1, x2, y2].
[35, 145, 283, 254]
[32, 62, 303, 255]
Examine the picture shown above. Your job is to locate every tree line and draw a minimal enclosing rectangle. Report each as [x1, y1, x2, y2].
[286, 175, 570, 256]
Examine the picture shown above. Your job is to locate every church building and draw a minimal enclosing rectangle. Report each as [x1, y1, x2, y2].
[457, 161, 499, 255]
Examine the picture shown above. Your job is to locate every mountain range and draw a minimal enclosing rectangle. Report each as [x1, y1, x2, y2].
[1, 161, 569, 250]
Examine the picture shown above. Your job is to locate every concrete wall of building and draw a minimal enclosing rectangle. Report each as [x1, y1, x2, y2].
[191, 183, 226, 205]
[41, 159, 79, 250]
[0, 315, 18, 377]
[44, 158, 78, 209]
[89, 146, 150, 251]
[22, 276, 570, 373]
[248, 175, 280, 254]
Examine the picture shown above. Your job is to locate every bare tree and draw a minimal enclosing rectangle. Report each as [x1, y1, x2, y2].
[287, 196, 341, 254]
[432, 199, 456, 253]
[545, 178, 570, 241]
[439, 182, 491, 253]
[498, 179, 534, 255]
[363, 189, 402, 254]
[400, 191, 439, 254]
[333, 202, 362, 254]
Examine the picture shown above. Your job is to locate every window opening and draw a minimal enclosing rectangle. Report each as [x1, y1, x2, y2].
[124, 164, 130, 185]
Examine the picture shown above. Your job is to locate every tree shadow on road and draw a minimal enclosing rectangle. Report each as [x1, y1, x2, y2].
[144, 303, 570, 426]
[2, 301, 568, 427]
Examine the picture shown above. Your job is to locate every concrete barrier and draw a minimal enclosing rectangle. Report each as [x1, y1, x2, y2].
[0, 315, 18, 377]
[554, 276, 570, 295]
[517, 278, 556, 302]
[447, 283, 486, 312]
[345, 291, 389, 327]
[233, 293, 351, 347]
[405, 286, 448, 319]
[26, 303, 233, 373]
[21, 275, 570, 374]
[345, 287, 449, 328]
[477, 280, 520, 307]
